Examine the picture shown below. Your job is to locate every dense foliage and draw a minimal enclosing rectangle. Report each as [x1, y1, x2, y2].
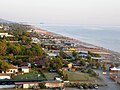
[0, 24, 45, 68]
[45, 56, 64, 70]
[0, 59, 10, 72]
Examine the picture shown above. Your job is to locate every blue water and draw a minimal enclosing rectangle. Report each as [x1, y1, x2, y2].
[34, 24, 120, 53]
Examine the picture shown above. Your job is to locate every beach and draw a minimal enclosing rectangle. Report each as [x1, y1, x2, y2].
[30, 25, 120, 63]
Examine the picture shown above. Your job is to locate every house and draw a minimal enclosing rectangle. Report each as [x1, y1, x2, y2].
[64, 41, 75, 47]
[21, 66, 29, 73]
[67, 48, 76, 52]
[110, 66, 120, 73]
[0, 33, 8, 37]
[0, 25, 3, 29]
[15, 82, 39, 89]
[27, 29, 34, 33]
[68, 63, 72, 69]
[5, 65, 18, 74]
[48, 53, 59, 57]
[44, 81, 64, 88]
[79, 51, 88, 57]
[32, 37, 40, 43]
[0, 33, 14, 38]
[91, 57, 104, 62]
[41, 42, 60, 50]
[4, 26, 10, 30]
[0, 73, 11, 79]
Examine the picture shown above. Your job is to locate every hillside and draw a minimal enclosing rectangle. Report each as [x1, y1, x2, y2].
[0, 18, 14, 24]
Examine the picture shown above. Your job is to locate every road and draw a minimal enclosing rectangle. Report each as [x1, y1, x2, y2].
[94, 70, 120, 90]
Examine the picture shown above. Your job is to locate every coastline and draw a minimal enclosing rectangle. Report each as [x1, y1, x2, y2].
[0, 24, 119, 90]
[30, 25, 120, 63]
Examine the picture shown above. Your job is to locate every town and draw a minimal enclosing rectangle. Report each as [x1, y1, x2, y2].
[0, 21, 120, 90]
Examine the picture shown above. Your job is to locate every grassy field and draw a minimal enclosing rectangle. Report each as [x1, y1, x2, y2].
[43, 71, 60, 81]
[63, 70, 96, 81]
[13, 71, 45, 80]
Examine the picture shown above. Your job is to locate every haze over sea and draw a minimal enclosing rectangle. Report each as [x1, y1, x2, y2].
[34, 24, 120, 53]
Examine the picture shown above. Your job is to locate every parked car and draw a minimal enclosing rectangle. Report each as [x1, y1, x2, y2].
[88, 85, 94, 89]
[54, 76, 63, 82]
[81, 70, 86, 73]
[78, 85, 83, 89]
[49, 69, 56, 72]
[83, 85, 89, 89]
[93, 85, 98, 89]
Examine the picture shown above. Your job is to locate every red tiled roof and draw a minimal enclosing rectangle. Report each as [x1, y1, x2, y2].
[10, 64, 18, 69]
[0, 73, 10, 76]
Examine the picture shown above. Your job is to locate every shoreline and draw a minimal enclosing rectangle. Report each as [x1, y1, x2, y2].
[30, 25, 120, 63]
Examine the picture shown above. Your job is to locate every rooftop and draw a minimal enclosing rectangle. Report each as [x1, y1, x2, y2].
[0, 73, 11, 76]
[10, 64, 19, 69]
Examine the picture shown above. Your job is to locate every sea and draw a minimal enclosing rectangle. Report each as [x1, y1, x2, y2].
[34, 24, 120, 53]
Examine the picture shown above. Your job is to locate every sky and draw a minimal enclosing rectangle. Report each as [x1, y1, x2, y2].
[0, 0, 120, 25]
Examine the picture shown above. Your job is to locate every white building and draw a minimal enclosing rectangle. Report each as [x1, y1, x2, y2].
[0, 74, 11, 79]
[45, 81, 64, 88]
[27, 29, 34, 33]
[15, 82, 39, 89]
[4, 26, 10, 30]
[48, 53, 59, 57]
[110, 66, 120, 72]
[32, 37, 40, 43]
[0, 25, 3, 29]
[21, 66, 29, 73]
[0, 33, 14, 38]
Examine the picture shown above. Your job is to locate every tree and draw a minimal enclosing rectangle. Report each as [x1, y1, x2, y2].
[13, 46, 21, 55]
[87, 69, 93, 74]
[0, 40, 7, 55]
[26, 49, 33, 56]
[7, 43, 21, 55]
[53, 57, 63, 70]
[88, 51, 100, 57]
[95, 62, 101, 69]
[44, 57, 50, 69]
[31, 44, 45, 56]
[110, 63, 115, 68]
[39, 82, 46, 89]
[7, 54, 14, 60]
[44, 57, 63, 70]
[0, 59, 10, 72]
[60, 50, 66, 59]
[72, 51, 78, 57]
[87, 57, 93, 67]
[79, 59, 86, 66]
[64, 74, 68, 80]
[72, 51, 80, 60]
[87, 69, 97, 77]
[102, 63, 107, 70]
